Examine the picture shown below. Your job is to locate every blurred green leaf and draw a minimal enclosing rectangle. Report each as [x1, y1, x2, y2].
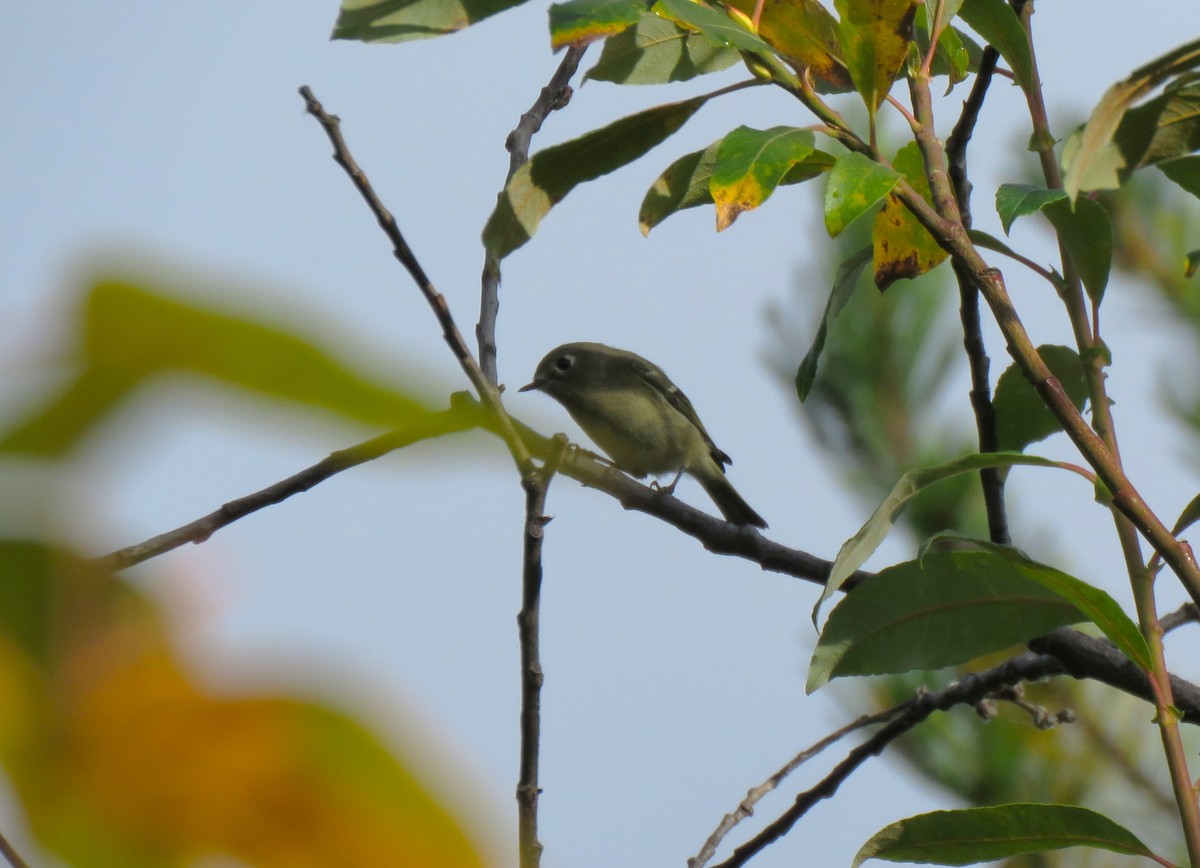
[1158, 154, 1200, 198]
[710, 126, 815, 230]
[834, 0, 919, 113]
[824, 152, 902, 237]
[549, 0, 646, 50]
[332, 0, 527, 42]
[796, 245, 873, 401]
[1063, 39, 1200, 201]
[483, 95, 709, 258]
[1172, 491, 1200, 535]
[872, 142, 948, 289]
[808, 546, 1088, 691]
[993, 345, 1088, 452]
[584, 13, 739, 84]
[1, 281, 443, 456]
[853, 803, 1158, 866]
[957, 0, 1032, 90]
[1116, 85, 1200, 176]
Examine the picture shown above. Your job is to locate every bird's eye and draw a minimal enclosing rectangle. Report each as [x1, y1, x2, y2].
[555, 355, 573, 372]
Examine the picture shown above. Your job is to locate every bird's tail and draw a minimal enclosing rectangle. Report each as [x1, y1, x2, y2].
[698, 472, 767, 529]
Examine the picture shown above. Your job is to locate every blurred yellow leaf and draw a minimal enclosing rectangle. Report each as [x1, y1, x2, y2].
[0, 540, 484, 868]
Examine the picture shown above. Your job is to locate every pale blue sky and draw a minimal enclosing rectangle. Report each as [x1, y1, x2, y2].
[3, 2, 1199, 866]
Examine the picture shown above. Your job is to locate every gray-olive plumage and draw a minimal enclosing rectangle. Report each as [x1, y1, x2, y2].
[519, 342, 767, 528]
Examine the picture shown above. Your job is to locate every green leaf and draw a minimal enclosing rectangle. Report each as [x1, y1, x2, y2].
[584, 13, 739, 84]
[724, 0, 853, 91]
[654, 0, 775, 54]
[639, 143, 834, 234]
[1158, 154, 1200, 198]
[911, 6, 971, 88]
[639, 142, 721, 234]
[957, 0, 1032, 91]
[1063, 39, 1200, 201]
[993, 185, 1113, 303]
[872, 141, 948, 289]
[824, 152, 902, 237]
[853, 804, 1159, 867]
[815, 452, 1064, 619]
[967, 228, 1053, 277]
[549, 0, 647, 50]
[834, 0, 920, 112]
[1173, 491, 1200, 535]
[994, 183, 1064, 235]
[993, 345, 1088, 452]
[1062, 82, 1200, 194]
[710, 127, 815, 230]
[809, 546, 1089, 691]
[332, 0, 527, 42]
[1, 281, 452, 456]
[795, 245, 872, 401]
[926, 536, 1151, 670]
[1115, 84, 1200, 175]
[1042, 197, 1113, 305]
[483, 95, 709, 259]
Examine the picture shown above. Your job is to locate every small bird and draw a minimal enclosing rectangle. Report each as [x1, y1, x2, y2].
[519, 342, 767, 528]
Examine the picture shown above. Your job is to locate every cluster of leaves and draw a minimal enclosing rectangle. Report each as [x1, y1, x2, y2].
[0, 279, 487, 865]
[327, 0, 1200, 864]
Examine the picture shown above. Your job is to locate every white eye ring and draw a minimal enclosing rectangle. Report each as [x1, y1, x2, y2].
[555, 354, 573, 372]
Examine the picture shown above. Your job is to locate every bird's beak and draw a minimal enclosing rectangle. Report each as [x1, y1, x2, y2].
[518, 378, 543, 393]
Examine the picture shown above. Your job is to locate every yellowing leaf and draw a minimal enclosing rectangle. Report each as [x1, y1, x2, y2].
[0, 540, 485, 867]
[710, 126, 815, 230]
[872, 141, 948, 289]
[723, 0, 853, 91]
[834, 0, 919, 112]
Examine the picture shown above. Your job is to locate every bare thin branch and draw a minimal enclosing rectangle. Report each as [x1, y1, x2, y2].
[0, 828, 30, 868]
[516, 435, 568, 867]
[95, 405, 480, 571]
[298, 85, 535, 475]
[709, 651, 1089, 867]
[690, 706, 902, 868]
[479, 47, 587, 385]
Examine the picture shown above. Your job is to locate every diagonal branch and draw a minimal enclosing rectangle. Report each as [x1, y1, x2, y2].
[298, 85, 535, 476]
[708, 650, 1072, 868]
[94, 404, 482, 571]
[479, 47, 587, 385]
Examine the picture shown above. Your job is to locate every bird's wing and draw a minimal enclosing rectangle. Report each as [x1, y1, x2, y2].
[632, 359, 733, 468]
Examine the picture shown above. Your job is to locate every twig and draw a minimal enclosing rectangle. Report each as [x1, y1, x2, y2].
[479, 47, 587, 385]
[700, 604, 1200, 866]
[0, 828, 30, 868]
[690, 706, 902, 868]
[298, 86, 535, 476]
[944, 45, 1008, 545]
[709, 651, 1072, 867]
[95, 405, 481, 571]
[516, 435, 568, 867]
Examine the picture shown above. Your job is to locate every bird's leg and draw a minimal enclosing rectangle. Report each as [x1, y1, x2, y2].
[653, 469, 685, 495]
